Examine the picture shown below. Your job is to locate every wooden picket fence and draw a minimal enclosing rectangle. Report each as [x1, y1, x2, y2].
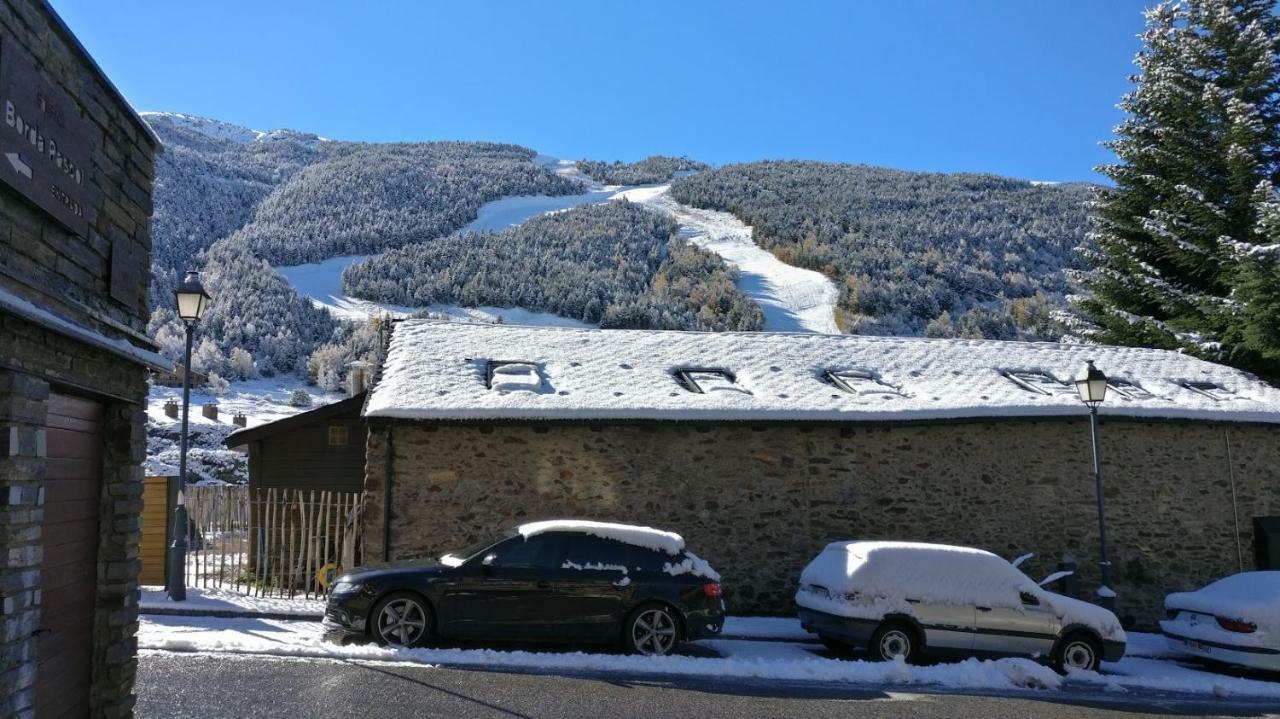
[182, 485, 364, 598]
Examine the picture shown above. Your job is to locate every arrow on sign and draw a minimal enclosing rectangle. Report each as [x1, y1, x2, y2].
[5, 152, 31, 179]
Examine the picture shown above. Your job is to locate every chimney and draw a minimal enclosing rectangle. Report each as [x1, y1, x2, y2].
[346, 360, 373, 397]
[233, 413, 247, 428]
[201, 403, 219, 421]
[163, 399, 179, 419]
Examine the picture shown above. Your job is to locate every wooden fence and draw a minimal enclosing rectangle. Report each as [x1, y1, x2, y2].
[182, 485, 364, 598]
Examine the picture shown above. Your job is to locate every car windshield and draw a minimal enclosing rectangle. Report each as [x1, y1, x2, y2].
[439, 534, 510, 567]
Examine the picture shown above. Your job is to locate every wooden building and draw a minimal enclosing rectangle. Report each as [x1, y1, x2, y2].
[225, 392, 368, 494]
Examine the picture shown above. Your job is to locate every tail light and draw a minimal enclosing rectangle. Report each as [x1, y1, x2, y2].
[1216, 617, 1257, 633]
[702, 583, 722, 598]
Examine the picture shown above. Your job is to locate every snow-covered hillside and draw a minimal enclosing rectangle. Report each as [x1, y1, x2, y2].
[616, 185, 840, 333]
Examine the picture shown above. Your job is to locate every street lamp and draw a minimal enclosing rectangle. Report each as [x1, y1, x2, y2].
[167, 271, 211, 601]
[1075, 359, 1115, 611]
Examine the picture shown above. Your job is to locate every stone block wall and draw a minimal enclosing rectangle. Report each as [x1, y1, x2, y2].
[364, 418, 1279, 629]
[0, 1, 157, 716]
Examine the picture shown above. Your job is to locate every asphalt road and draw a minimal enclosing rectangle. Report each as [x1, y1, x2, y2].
[137, 652, 1280, 719]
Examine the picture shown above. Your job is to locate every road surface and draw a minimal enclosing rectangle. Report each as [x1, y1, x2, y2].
[137, 652, 1279, 719]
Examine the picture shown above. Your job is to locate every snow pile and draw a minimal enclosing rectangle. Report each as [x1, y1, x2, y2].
[517, 520, 684, 555]
[562, 560, 630, 574]
[795, 542, 1123, 642]
[1162, 572, 1280, 649]
[662, 551, 721, 582]
[363, 321, 1280, 424]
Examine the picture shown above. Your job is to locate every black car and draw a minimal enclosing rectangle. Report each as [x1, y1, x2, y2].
[323, 522, 725, 656]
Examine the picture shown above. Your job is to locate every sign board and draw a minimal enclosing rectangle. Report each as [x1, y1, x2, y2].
[0, 34, 94, 238]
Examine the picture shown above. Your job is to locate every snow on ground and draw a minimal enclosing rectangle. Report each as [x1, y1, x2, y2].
[141, 586, 325, 617]
[615, 185, 840, 334]
[137, 614, 1280, 700]
[145, 378, 346, 480]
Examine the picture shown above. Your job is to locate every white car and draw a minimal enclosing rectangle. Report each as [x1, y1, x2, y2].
[795, 541, 1126, 672]
[1161, 571, 1280, 671]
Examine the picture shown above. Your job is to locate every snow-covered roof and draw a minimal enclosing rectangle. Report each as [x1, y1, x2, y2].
[0, 286, 172, 371]
[517, 520, 685, 555]
[363, 320, 1280, 424]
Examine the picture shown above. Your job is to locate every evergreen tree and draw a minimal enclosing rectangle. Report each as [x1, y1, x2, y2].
[1080, 0, 1280, 377]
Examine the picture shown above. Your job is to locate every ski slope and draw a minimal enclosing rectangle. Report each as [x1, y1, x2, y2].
[615, 185, 840, 334]
[277, 159, 840, 334]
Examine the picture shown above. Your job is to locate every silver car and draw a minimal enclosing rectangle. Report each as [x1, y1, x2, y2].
[795, 541, 1126, 672]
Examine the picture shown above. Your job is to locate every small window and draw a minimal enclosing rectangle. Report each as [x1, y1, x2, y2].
[675, 368, 751, 396]
[486, 361, 543, 392]
[1002, 370, 1072, 396]
[825, 369, 908, 399]
[1180, 380, 1236, 401]
[1107, 377, 1156, 401]
[1019, 591, 1040, 607]
[328, 425, 349, 447]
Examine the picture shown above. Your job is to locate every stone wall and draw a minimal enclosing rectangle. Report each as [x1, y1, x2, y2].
[363, 418, 1279, 629]
[0, 1, 157, 716]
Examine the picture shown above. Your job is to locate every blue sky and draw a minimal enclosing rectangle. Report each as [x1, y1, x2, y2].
[52, 1, 1148, 182]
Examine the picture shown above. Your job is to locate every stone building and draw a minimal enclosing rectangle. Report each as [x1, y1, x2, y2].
[0, 1, 165, 716]
[360, 321, 1280, 628]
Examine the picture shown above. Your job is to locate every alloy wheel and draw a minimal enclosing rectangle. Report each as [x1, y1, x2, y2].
[631, 608, 678, 656]
[378, 598, 428, 647]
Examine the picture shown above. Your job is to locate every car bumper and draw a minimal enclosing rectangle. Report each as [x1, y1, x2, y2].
[1162, 630, 1280, 671]
[798, 607, 879, 647]
[321, 593, 370, 644]
[684, 604, 726, 640]
[1101, 639, 1126, 663]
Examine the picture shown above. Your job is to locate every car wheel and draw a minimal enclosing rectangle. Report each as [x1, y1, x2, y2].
[819, 634, 851, 656]
[870, 620, 921, 663]
[624, 603, 681, 656]
[1053, 632, 1102, 673]
[371, 591, 433, 648]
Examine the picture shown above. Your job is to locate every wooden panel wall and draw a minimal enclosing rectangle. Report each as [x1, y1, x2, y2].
[139, 476, 170, 585]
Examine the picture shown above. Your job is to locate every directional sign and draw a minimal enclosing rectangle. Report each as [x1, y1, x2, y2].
[0, 33, 94, 238]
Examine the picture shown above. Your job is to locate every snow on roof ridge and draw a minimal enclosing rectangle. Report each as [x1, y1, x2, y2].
[517, 519, 685, 555]
[391, 318, 1220, 358]
[365, 320, 1280, 424]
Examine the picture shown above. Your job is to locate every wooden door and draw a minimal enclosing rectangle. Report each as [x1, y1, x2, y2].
[35, 393, 103, 718]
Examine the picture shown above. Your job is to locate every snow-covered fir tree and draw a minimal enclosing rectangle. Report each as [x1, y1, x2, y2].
[1080, 0, 1280, 378]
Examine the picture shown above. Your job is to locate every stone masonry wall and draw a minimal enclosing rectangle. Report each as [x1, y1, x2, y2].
[364, 419, 1279, 630]
[0, 1, 157, 716]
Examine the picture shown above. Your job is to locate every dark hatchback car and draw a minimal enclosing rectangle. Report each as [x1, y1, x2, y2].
[323, 522, 725, 656]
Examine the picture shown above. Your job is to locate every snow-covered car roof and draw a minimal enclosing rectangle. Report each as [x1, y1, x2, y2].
[1166, 572, 1280, 636]
[517, 519, 685, 555]
[363, 321, 1280, 423]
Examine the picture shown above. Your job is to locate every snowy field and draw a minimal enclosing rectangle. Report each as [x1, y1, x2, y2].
[615, 185, 841, 334]
[137, 612, 1280, 701]
[276, 156, 841, 334]
[144, 378, 346, 480]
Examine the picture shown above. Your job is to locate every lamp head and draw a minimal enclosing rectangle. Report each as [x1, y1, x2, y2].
[175, 271, 211, 323]
[1075, 359, 1108, 406]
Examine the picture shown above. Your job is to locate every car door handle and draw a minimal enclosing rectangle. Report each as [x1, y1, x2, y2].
[536, 581, 551, 589]
[977, 606, 992, 613]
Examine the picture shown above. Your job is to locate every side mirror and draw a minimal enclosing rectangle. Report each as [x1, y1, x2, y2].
[480, 553, 497, 572]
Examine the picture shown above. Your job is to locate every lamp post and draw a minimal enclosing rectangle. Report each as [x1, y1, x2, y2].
[1074, 359, 1115, 611]
[167, 271, 210, 601]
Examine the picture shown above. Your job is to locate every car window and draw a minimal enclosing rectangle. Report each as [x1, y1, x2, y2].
[489, 534, 564, 569]
[1019, 591, 1040, 607]
[563, 535, 662, 572]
